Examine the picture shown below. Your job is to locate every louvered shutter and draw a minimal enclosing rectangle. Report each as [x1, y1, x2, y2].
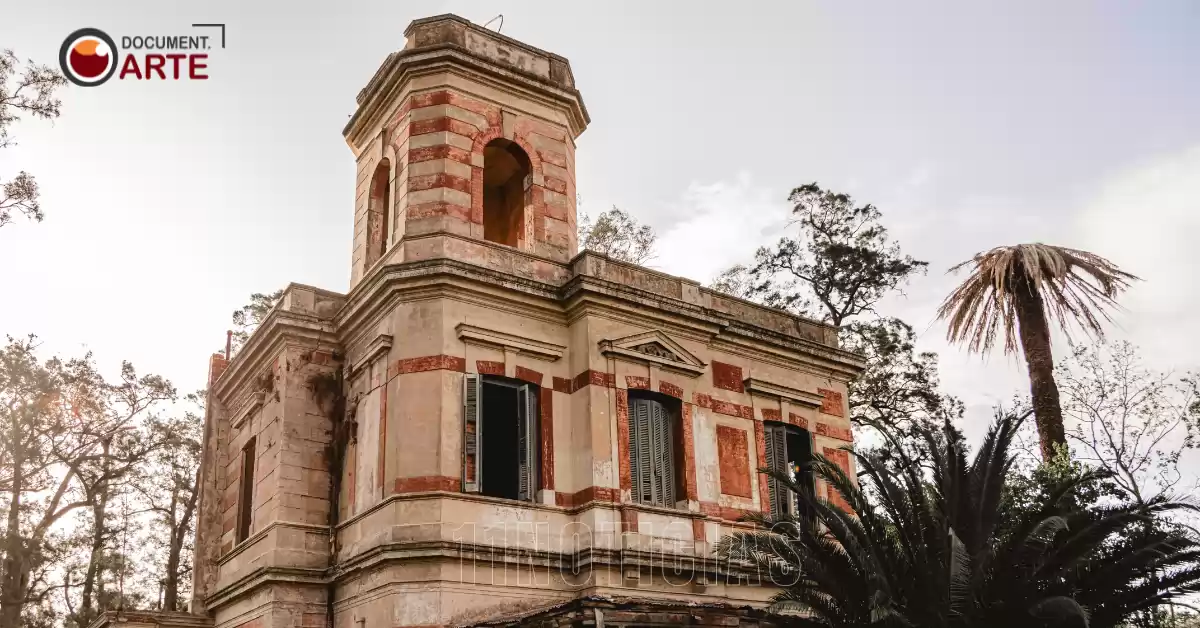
[517, 384, 538, 502]
[764, 424, 790, 515]
[651, 401, 676, 507]
[463, 374, 483, 493]
[630, 398, 653, 505]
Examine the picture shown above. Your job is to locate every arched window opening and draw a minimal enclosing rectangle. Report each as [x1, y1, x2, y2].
[482, 139, 531, 247]
[366, 159, 391, 267]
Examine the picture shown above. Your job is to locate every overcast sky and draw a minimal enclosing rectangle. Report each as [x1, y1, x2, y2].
[2, 1, 1198, 470]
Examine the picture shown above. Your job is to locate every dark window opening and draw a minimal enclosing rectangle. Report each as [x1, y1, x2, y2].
[236, 436, 256, 543]
[463, 374, 539, 502]
[764, 422, 815, 517]
[482, 139, 531, 247]
[366, 159, 391, 267]
[628, 391, 684, 508]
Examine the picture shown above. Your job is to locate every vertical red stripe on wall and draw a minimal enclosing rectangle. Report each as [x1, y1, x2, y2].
[753, 420, 769, 511]
[681, 403, 698, 501]
[540, 387, 554, 491]
[616, 389, 631, 492]
[378, 385, 387, 498]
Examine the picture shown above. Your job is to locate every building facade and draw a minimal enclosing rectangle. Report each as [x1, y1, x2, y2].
[114, 14, 867, 628]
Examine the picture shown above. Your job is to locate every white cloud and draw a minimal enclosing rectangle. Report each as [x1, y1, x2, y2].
[652, 172, 790, 283]
[1078, 145, 1200, 368]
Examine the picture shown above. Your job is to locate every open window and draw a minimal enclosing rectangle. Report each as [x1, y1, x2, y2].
[236, 436, 256, 543]
[365, 158, 391, 267]
[482, 138, 531, 247]
[763, 422, 815, 517]
[463, 374, 539, 502]
[627, 391, 684, 508]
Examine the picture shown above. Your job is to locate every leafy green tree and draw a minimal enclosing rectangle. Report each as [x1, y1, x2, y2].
[577, 206, 657, 265]
[0, 337, 174, 627]
[718, 412, 1200, 628]
[131, 395, 203, 612]
[712, 183, 954, 452]
[0, 50, 66, 228]
[229, 289, 284, 355]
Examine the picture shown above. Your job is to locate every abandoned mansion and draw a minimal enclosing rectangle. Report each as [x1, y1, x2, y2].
[94, 13, 865, 628]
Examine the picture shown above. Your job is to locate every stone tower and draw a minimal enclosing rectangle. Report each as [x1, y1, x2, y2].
[346, 14, 587, 287]
[177, 14, 865, 628]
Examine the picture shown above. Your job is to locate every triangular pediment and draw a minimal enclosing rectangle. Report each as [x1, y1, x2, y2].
[599, 331, 706, 377]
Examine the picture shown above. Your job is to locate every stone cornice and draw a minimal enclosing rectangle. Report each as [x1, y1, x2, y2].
[743, 377, 825, 408]
[562, 275, 864, 380]
[345, 45, 588, 147]
[88, 611, 213, 628]
[349, 333, 393, 376]
[213, 311, 339, 401]
[213, 284, 343, 402]
[203, 565, 326, 611]
[229, 391, 265, 430]
[215, 520, 330, 568]
[456, 323, 566, 361]
[329, 246, 864, 380]
[335, 256, 564, 339]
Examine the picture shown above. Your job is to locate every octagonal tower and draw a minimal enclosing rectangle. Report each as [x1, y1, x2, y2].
[345, 14, 589, 288]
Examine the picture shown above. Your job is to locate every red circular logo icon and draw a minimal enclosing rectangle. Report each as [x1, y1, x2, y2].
[59, 28, 118, 87]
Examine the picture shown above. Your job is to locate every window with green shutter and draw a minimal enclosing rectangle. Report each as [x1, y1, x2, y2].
[628, 392, 682, 508]
[763, 421, 815, 517]
[462, 374, 539, 502]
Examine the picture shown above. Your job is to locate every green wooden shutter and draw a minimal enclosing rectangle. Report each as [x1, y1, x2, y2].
[629, 398, 653, 504]
[463, 374, 482, 493]
[650, 401, 675, 508]
[764, 424, 790, 515]
[517, 384, 538, 502]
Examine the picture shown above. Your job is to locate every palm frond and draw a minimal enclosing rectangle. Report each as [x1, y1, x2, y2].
[714, 409, 1200, 628]
[937, 243, 1138, 354]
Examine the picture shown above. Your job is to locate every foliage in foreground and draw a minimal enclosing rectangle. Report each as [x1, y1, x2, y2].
[718, 412, 1200, 628]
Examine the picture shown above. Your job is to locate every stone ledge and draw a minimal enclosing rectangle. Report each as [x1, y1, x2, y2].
[456, 323, 566, 361]
[87, 611, 213, 628]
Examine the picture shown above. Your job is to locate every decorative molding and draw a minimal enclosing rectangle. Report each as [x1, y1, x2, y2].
[351, 333, 393, 376]
[230, 391, 266, 429]
[599, 330, 706, 377]
[456, 323, 565, 361]
[743, 377, 825, 408]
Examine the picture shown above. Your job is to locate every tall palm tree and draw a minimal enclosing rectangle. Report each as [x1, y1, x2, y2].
[717, 412, 1200, 628]
[936, 244, 1137, 460]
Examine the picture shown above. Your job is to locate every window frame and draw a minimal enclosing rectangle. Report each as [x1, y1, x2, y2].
[236, 435, 256, 544]
[627, 390, 684, 509]
[763, 421, 815, 517]
[462, 373, 540, 503]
